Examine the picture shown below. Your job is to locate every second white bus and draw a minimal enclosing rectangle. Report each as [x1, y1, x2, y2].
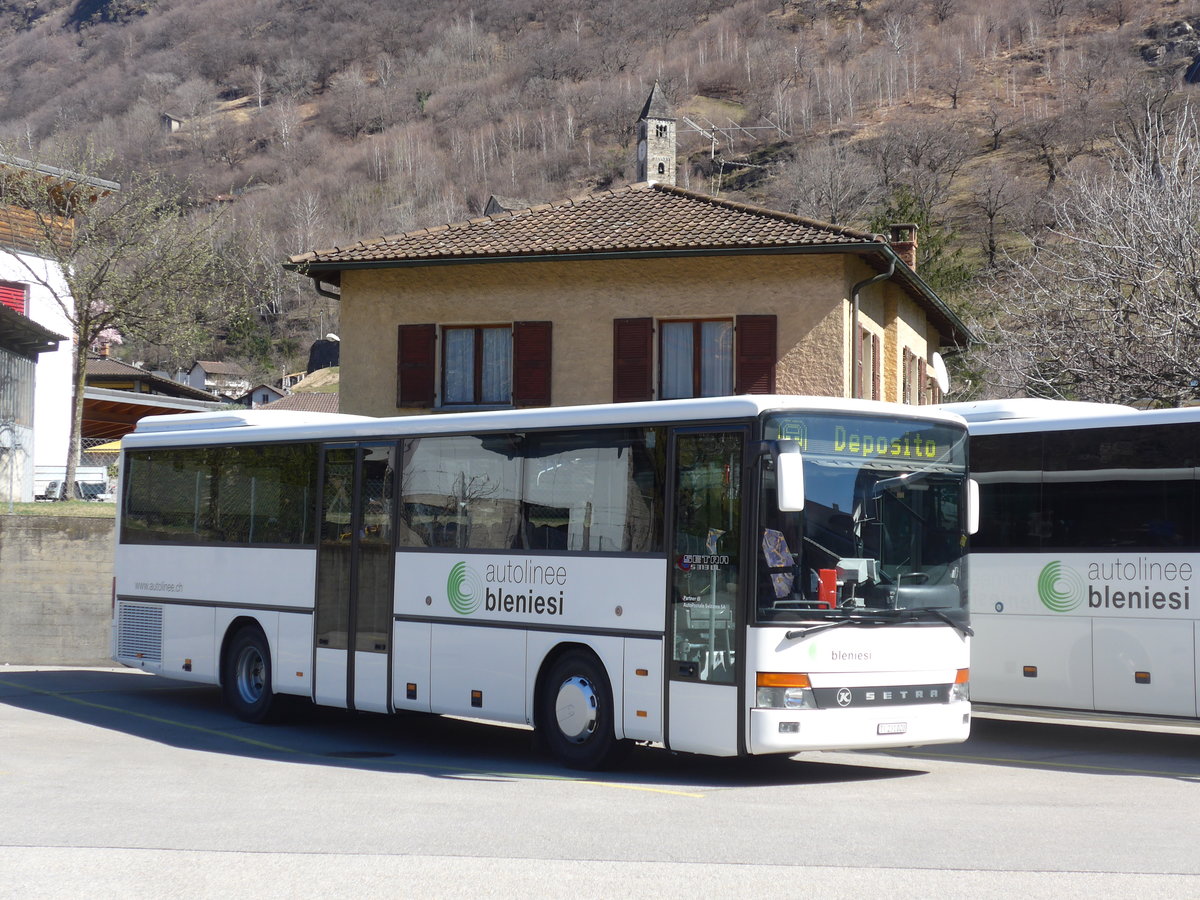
[947, 398, 1200, 721]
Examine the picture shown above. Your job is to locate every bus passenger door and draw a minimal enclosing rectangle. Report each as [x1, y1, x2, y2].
[666, 428, 745, 757]
[314, 443, 396, 713]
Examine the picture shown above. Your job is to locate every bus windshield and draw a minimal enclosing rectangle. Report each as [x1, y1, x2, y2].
[757, 412, 969, 624]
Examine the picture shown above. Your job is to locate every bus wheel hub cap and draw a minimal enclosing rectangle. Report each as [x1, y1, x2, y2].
[555, 676, 598, 742]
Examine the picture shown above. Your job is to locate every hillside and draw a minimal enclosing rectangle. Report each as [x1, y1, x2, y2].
[1, 0, 1197, 383]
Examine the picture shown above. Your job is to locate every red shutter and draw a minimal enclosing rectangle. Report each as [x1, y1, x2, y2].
[0, 283, 26, 315]
[397, 324, 437, 408]
[735, 315, 776, 394]
[613, 318, 654, 403]
[871, 333, 882, 401]
[512, 320, 552, 407]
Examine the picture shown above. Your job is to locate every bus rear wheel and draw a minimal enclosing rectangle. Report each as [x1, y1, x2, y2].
[538, 651, 624, 770]
[222, 626, 278, 723]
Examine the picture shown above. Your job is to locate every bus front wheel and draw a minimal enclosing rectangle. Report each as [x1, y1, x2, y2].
[222, 626, 278, 723]
[538, 651, 624, 770]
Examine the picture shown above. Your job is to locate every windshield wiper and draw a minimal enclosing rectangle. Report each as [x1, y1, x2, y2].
[785, 608, 974, 641]
[784, 616, 895, 640]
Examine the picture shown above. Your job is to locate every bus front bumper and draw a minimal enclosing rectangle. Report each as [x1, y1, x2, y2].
[748, 700, 971, 754]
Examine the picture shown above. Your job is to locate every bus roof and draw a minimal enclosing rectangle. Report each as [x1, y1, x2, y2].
[124, 396, 968, 448]
[939, 398, 1135, 423]
[940, 398, 1200, 435]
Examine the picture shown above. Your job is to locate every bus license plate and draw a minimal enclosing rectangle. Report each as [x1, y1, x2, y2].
[877, 722, 907, 735]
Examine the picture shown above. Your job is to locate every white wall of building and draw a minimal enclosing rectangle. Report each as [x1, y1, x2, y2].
[0, 251, 73, 501]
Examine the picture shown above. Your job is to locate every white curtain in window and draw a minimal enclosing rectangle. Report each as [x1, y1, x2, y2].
[700, 321, 733, 396]
[661, 321, 694, 399]
[481, 327, 512, 404]
[444, 329, 473, 403]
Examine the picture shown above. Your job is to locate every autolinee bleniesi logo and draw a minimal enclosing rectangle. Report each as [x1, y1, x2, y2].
[447, 562, 483, 615]
[447, 558, 568, 617]
[1037, 561, 1085, 612]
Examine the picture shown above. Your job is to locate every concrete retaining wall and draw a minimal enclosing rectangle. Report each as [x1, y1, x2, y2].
[0, 516, 114, 665]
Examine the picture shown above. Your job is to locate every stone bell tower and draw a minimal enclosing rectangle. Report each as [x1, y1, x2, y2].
[636, 81, 676, 186]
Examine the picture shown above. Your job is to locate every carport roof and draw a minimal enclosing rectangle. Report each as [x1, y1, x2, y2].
[0, 303, 64, 359]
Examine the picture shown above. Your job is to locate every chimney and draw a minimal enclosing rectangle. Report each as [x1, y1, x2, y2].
[889, 223, 918, 271]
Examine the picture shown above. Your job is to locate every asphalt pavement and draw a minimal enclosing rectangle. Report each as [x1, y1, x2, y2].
[2, 665, 1199, 898]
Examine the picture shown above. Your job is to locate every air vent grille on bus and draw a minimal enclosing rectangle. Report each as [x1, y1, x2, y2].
[117, 603, 163, 661]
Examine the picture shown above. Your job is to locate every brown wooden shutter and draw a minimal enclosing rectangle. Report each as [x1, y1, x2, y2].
[512, 320, 552, 407]
[397, 324, 437, 408]
[735, 315, 776, 394]
[871, 333, 882, 401]
[855, 326, 865, 399]
[918, 358, 928, 405]
[0, 283, 25, 315]
[613, 318, 654, 403]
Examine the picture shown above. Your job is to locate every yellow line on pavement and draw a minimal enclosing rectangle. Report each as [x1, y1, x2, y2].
[0, 677, 704, 798]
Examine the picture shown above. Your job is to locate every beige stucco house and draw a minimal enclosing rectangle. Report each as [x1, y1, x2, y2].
[287, 181, 971, 418]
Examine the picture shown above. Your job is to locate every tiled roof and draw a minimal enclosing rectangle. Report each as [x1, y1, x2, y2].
[86, 355, 220, 401]
[263, 392, 340, 413]
[289, 183, 881, 269]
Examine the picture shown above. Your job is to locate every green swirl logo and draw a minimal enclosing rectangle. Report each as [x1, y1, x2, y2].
[447, 562, 483, 615]
[1037, 561, 1085, 612]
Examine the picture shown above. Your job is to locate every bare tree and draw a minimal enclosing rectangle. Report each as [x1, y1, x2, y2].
[868, 115, 972, 220]
[1016, 107, 1093, 184]
[931, 41, 971, 110]
[931, 0, 957, 23]
[978, 105, 1200, 405]
[966, 164, 1024, 267]
[0, 149, 240, 493]
[980, 101, 1019, 152]
[776, 138, 881, 225]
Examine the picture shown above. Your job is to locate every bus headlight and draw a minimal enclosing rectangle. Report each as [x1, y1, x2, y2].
[756, 673, 817, 709]
[950, 668, 970, 703]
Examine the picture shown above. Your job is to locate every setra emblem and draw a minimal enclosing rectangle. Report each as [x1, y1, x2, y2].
[836, 688, 853, 707]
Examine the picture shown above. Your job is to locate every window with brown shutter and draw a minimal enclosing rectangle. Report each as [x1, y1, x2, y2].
[445, 325, 513, 405]
[734, 314, 776, 394]
[871, 333, 881, 401]
[660, 318, 733, 399]
[856, 327, 882, 400]
[398, 321, 552, 409]
[613, 318, 654, 403]
[855, 326, 868, 399]
[397, 324, 436, 408]
[512, 320, 552, 407]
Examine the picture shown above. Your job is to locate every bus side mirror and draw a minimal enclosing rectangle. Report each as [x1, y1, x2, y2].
[776, 449, 805, 512]
[967, 478, 980, 535]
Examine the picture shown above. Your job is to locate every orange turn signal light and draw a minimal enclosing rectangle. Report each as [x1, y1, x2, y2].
[757, 672, 811, 689]
[955, 668, 970, 684]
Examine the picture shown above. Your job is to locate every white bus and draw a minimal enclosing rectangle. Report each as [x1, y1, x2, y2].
[112, 396, 974, 768]
[946, 398, 1200, 721]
